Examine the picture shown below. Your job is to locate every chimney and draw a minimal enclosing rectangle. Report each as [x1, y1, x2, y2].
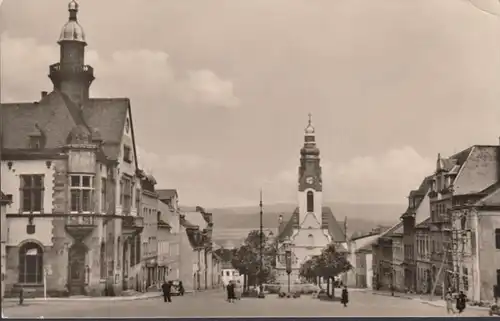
[41, 91, 48, 99]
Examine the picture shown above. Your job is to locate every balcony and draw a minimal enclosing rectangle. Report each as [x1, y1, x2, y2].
[49, 63, 95, 83]
[65, 215, 97, 241]
[122, 215, 144, 238]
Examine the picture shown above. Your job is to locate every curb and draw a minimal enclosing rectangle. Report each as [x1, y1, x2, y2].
[366, 291, 489, 311]
[2, 293, 162, 304]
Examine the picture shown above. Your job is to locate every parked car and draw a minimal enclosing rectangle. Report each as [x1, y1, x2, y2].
[170, 280, 182, 296]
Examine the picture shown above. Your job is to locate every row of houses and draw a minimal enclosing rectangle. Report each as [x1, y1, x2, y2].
[346, 142, 500, 303]
[0, 0, 222, 300]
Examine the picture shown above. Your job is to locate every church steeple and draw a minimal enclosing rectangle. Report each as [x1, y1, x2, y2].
[49, 0, 94, 104]
[298, 114, 322, 192]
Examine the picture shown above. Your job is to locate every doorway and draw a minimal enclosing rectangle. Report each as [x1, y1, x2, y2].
[68, 242, 87, 295]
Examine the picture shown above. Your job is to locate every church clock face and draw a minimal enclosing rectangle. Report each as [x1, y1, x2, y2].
[306, 176, 314, 185]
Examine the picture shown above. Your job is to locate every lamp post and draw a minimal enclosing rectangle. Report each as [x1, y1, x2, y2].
[258, 190, 265, 298]
[284, 239, 292, 293]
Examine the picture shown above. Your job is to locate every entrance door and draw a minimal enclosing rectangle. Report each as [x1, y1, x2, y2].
[68, 243, 87, 295]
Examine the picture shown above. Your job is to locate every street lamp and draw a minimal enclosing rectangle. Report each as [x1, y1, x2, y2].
[258, 190, 265, 298]
[284, 239, 292, 293]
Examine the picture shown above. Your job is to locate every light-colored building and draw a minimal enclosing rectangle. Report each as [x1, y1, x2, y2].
[389, 226, 404, 291]
[449, 183, 500, 302]
[428, 146, 499, 296]
[275, 116, 346, 285]
[158, 189, 181, 281]
[1, 0, 144, 297]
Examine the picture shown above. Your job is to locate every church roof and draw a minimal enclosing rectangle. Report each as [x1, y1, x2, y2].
[1, 91, 130, 161]
[277, 206, 345, 242]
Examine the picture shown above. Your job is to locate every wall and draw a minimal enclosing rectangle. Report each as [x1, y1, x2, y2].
[178, 225, 197, 292]
[1, 202, 8, 300]
[366, 253, 373, 289]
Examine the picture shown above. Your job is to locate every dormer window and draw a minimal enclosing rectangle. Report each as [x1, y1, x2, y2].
[123, 145, 132, 163]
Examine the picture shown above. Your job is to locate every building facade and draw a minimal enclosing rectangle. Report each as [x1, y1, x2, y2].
[400, 176, 431, 292]
[389, 227, 404, 292]
[415, 218, 432, 294]
[427, 146, 499, 296]
[1, 0, 144, 297]
[275, 115, 346, 285]
[1, 192, 12, 301]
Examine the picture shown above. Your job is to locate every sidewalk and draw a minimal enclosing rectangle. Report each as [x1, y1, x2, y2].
[365, 290, 489, 311]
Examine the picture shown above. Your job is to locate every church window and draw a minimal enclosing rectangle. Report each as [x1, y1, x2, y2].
[307, 191, 314, 212]
[308, 234, 314, 247]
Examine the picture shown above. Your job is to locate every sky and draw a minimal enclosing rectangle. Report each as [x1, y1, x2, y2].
[2, 0, 500, 208]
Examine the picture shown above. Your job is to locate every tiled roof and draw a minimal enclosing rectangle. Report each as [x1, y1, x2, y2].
[2, 90, 131, 161]
[401, 175, 432, 219]
[452, 146, 498, 196]
[277, 206, 345, 242]
[474, 183, 500, 207]
[157, 189, 178, 201]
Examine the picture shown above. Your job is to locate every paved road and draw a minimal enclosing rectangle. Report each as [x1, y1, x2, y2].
[2, 290, 490, 318]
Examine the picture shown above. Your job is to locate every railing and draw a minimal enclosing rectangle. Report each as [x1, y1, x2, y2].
[65, 215, 96, 226]
[49, 63, 94, 75]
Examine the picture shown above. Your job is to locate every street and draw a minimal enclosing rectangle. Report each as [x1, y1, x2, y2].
[2, 290, 490, 318]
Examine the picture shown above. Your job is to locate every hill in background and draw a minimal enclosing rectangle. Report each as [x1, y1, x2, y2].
[207, 202, 405, 247]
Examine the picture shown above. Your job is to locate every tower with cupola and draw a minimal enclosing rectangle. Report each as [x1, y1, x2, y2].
[49, 0, 94, 104]
[297, 114, 323, 225]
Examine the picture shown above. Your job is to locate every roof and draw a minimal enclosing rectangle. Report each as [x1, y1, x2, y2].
[277, 206, 345, 242]
[401, 176, 432, 219]
[444, 146, 498, 196]
[415, 217, 431, 229]
[2, 91, 132, 161]
[474, 183, 500, 207]
[157, 189, 178, 201]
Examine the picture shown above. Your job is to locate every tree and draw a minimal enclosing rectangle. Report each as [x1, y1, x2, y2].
[231, 230, 278, 289]
[214, 248, 234, 263]
[299, 243, 352, 296]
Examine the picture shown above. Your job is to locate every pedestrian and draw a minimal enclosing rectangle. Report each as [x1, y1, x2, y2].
[445, 290, 455, 315]
[228, 280, 236, 303]
[456, 290, 467, 314]
[341, 286, 349, 307]
[226, 281, 233, 302]
[162, 280, 172, 303]
[178, 281, 185, 296]
[235, 280, 242, 300]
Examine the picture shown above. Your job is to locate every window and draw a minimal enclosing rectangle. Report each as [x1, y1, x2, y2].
[308, 234, 314, 247]
[101, 178, 107, 213]
[19, 242, 43, 284]
[29, 136, 42, 149]
[307, 191, 314, 212]
[123, 145, 132, 163]
[70, 175, 94, 213]
[495, 229, 500, 249]
[120, 176, 132, 214]
[100, 242, 106, 279]
[20, 175, 44, 213]
[135, 235, 141, 265]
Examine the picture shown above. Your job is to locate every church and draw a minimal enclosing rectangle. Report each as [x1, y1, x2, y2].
[275, 116, 346, 285]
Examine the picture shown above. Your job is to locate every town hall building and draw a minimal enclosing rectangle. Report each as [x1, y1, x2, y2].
[275, 115, 346, 284]
[1, 0, 144, 297]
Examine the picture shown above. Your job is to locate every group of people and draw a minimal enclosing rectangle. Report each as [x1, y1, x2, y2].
[445, 289, 467, 315]
[226, 280, 242, 302]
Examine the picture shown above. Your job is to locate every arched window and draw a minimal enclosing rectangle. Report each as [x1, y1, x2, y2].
[307, 191, 314, 212]
[100, 242, 106, 278]
[308, 234, 314, 247]
[19, 242, 43, 284]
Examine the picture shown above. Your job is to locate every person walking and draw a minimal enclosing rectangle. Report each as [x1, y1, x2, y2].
[456, 290, 467, 314]
[178, 281, 185, 296]
[162, 280, 172, 303]
[340, 286, 349, 307]
[445, 290, 455, 315]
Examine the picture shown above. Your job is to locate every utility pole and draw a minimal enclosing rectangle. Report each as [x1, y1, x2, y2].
[259, 189, 264, 297]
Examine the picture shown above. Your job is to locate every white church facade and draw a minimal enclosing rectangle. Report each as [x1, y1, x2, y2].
[275, 115, 346, 285]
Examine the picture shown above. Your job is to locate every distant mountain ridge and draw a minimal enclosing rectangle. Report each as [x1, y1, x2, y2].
[204, 202, 405, 242]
